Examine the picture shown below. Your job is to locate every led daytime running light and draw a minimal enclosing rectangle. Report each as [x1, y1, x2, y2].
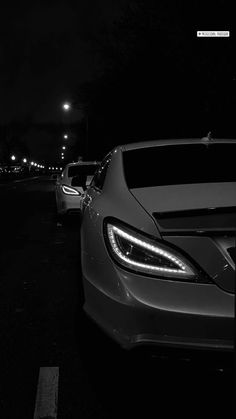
[107, 224, 194, 276]
[62, 185, 80, 195]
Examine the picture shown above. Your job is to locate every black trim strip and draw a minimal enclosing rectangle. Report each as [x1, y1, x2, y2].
[154, 206, 236, 219]
[153, 207, 236, 234]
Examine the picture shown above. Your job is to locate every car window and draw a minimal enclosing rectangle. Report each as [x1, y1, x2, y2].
[123, 143, 236, 188]
[67, 164, 97, 178]
[91, 154, 111, 190]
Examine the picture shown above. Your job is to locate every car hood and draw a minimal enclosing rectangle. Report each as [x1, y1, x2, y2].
[130, 182, 236, 293]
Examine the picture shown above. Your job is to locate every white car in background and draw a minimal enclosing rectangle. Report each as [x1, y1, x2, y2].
[55, 161, 99, 216]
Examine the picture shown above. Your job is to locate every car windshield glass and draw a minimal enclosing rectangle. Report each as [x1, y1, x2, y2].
[123, 143, 236, 188]
[68, 165, 97, 177]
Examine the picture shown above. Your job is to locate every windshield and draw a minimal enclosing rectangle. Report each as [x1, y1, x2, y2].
[123, 143, 236, 188]
[67, 164, 97, 178]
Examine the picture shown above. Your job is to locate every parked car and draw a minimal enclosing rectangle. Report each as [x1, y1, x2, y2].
[55, 161, 99, 216]
[80, 138, 235, 355]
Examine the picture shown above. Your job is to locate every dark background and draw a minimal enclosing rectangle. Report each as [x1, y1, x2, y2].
[0, 0, 235, 164]
[0, 3, 235, 417]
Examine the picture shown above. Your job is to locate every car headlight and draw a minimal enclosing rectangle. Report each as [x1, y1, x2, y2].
[61, 185, 81, 195]
[105, 220, 210, 282]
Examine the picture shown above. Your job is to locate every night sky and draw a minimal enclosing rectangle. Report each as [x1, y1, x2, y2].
[0, 0, 235, 164]
[0, 0, 125, 123]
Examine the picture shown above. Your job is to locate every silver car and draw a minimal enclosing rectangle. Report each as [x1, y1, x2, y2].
[55, 161, 99, 216]
[80, 138, 235, 353]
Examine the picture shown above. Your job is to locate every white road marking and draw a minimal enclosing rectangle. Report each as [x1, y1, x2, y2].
[33, 367, 59, 419]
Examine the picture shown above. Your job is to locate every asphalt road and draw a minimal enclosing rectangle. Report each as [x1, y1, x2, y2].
[0, 176, 234, 418]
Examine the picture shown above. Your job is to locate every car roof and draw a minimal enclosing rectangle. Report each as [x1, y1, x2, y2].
[117, 138, 236, 152]
[65, 161, 99, 168]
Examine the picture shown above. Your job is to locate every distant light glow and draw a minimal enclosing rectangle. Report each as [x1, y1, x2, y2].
[62, 102, 71, 111]
[11, 155, 16, 161]
[23, 158, 27, 163]
[63, 134, 68, 139]
[62, 146, 66, 150]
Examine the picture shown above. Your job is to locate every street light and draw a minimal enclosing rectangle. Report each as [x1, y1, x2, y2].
[62, 146, 66, 150]
[11, 155, 16, 161]
[62, 100, 89, 157]
[62, 102, 71, 111]
[62, 101, 89, 156]
[63, 134, 68, 139]
[23, 158, 27, 163]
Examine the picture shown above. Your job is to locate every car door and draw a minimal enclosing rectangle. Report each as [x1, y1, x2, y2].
[81, 154, 112, 214]
[80, 154, 112, 270]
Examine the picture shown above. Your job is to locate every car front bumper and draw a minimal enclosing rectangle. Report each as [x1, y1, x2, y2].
[58, 194, 82, 214]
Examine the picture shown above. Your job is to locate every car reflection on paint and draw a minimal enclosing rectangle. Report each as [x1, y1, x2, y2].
[80, 138, 235, 358]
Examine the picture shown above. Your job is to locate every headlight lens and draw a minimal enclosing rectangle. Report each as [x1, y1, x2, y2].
[105, 221, 203, 281]
[61, 185, 81, 195]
